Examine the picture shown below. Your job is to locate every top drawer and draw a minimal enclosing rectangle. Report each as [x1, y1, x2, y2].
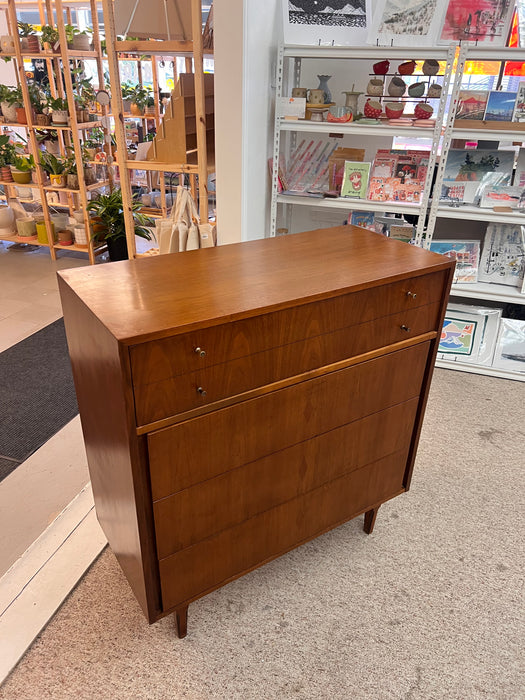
[130, 271, 446, 388]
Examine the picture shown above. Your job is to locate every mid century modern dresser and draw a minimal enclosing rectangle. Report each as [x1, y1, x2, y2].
[58, 226, 454, 638]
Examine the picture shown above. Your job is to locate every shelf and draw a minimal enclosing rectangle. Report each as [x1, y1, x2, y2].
[0, 233, 49, 247]
[125, 160, 199, 173]
[450, 281, 525, 305]
[436, 204, 525, 224]
[451, 122, 525, 141]
[114, 39, 212, 57]
[1, 120, 104, 131]
[278, 118, 438, 139]
[277, 193, 422, 216]
[0, 180, 35, 188]
[282, 46, 451, 60]
[44, 180, 110, 193]
[2, 49, 98, 58]
[436, 358, 525, 382]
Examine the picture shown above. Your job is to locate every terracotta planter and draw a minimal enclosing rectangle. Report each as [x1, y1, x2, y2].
[1, 165, 13, 182]
[11, 168, 32, 184]
[16, 106, 33, 124]
[414, 102, 434, 119]
[130, 103, 143, 116]
[145, 105, 156, 116]
[57, 228, 73, 245]
[50, 173, 65, 187]
[25, 35, 40, 53]
[385, 102, 405, 119]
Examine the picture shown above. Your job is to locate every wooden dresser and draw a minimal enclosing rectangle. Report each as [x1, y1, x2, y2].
[58, 226, 454, 638]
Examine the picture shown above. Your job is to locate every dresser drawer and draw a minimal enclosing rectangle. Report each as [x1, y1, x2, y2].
[153, 398, 419, 558]
[148, 341, 430, 499]
[134, 301, 440, 425]
[130, 271, 445, 385]
[158, 448, 409, 611]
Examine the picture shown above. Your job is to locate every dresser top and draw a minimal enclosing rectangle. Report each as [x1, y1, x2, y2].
[58, 227, 453, 344]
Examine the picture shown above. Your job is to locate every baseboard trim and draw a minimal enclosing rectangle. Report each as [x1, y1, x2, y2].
[0, 483, 107, 685]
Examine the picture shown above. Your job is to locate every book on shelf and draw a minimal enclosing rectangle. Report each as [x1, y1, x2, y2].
[455, 90, 489, 121]
[440, 149, 514, 204]
[429, 240, 480, 284]
[328, 148, 365, 193]
[340, 161, 371, 199]
[478, 223, 525, 289]
[483, 91, 517, 122]
[368, 149, 428, 204]
[512, 82, 525, 123]
[348, 211, 375, 231]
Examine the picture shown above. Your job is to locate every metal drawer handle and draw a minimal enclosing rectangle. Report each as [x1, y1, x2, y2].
[197, 386, 207, 397]
[400, 325, 411, 332]
[406, 291, 417, 299]
[194, 347, 206, 358]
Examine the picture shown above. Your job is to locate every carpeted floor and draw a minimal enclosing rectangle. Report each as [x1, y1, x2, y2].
[0, 319, 78, 482]
[1, 368, 524, 699]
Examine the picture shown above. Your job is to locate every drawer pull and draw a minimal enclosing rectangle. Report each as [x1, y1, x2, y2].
[400, 325, 411, 332]
[194, 347, 207, 358]
[197, 386, 207, 397]
[406, 291, 417, 299]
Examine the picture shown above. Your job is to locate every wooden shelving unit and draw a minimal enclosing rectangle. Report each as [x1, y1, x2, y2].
[0, 0, 112, 264]
[101, 0, 212, 258]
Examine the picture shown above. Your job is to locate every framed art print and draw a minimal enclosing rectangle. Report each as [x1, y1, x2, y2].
[484, 91, 518, 122]
[438, 0, 514, 46]
[438, 304, 502, 366]
[455, 90, 489, 120]
[367, 0, 443, 47]
[478, 223, 525, 288]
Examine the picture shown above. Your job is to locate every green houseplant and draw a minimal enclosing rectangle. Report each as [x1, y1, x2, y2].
[0, 84, 21, 122]
[129, 85, 151, 116]
[87, 188, 154, 261]
[40, 151, 66, 187]
[49, 95, 69, 125]
[0, 134, 16, 181]
[17, 22, 40, 52]
[11, 154, 34, 184]
[40, 25, 59, 50]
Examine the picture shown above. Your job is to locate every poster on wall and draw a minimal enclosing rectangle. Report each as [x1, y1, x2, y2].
[438, 0, 514, 46]
[367, 0, 444, 47]
[283, 0, 372, 46]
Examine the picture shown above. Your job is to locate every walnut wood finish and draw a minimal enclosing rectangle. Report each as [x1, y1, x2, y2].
[58, 226, 454, 634]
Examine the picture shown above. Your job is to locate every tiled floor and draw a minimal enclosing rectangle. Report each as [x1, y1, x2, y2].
[0, 241, 93, 576]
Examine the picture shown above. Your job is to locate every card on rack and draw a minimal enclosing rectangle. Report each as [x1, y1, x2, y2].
[429, 240, 480, 283]
[514, 148, 525, 188]
[441, 149, 515, 204]
[479, 186, 525, 209]
[348, 211, 375, 231]
[512, 82, 525, 123]
[340, 162, 371, 199]
[455, 90, 489, 120]
[478, 223, 525, 288]
[483, 91, 518, 121]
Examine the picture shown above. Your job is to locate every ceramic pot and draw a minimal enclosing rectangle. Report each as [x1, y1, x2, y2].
[308, 89, 324, 105]
[83, 165, 97, 185]
[57, 228, 73, 245]
[367, 78, 384, 97]
[16, 106, 31, 124]
[427, 83, 442, 98]
[1, 165, 13, 182]
[11, 168, 31, 184]
[0, 35, 15, 53]
[16, 218, 37, 238]
[364, 99, 382, 119]
[35, 113, 51, 126]
[388, 77, 406, 97]
[398, 60, 416, 75]
[342, 90, 362, 112]
[130, 102, 143, 116]
[1, 101, 19, 123]
[291, 87, 307, 99]
[385, 102, 405, 119]
[36, 219, 54, 244]
[51, 110, 68, 125]
[373, 59, 390, 75]
[24, 35, 40, 53]
[408, 82, 426, 98]
[44, 139, 59, 154]
[73, 225, 88, 246]
[67, 173, 79, 189]
[327, 106, 352, 123]
[72, 34, 91, 51]
[414, 102, 433, 119]
[0, 205, 16, 235]
[422, 59, 439, 76]
[50, 173, 65, 187]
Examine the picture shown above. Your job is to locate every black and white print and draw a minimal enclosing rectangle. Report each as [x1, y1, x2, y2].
[288, 0, 367, 28]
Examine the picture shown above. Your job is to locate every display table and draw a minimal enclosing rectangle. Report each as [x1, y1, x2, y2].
[58, 227, 454, 638]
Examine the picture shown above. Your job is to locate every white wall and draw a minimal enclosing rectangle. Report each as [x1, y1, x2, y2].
[0, 13, 17, 85]
[214, 0, 280, 244]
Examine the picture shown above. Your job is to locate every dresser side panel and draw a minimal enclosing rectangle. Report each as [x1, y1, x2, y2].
[58, 276, 160, 622]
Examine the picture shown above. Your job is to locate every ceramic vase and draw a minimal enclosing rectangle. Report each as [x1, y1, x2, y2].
[317, 75, 332, 103]
[342, 90, 362, 112]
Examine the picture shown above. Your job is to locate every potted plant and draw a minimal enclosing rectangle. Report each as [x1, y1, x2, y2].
[40, 25, 59, 51]
[145, 94, 156, 116]
[15, 83, 45, 124]
[0, 134, 16, 181]
[17, 22, 40, 53]
[40, 151, 66, 187]
[87, 188, 154, 261]
[49, 96, 69, 124]
[0, 85, 21, 123]
[11, 154, 34, 184]
[129, 85, 150, 116]
[72, 28, 92, 51]
[83, 126, 104, 160]
[0, 34, 15, 54]
[35, 128, 59, 156]
[64, 153, 79, 189]
[121, 81, 136, 112]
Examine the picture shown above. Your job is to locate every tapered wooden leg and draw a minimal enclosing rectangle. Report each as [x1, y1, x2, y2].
[174, 605, 188, 639]
[363, 506, 380, 534]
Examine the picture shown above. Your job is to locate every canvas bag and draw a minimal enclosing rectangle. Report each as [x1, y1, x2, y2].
[157, 185, 213, 253]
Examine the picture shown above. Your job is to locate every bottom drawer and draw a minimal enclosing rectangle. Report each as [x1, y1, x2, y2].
[158, 448, 409, 612]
